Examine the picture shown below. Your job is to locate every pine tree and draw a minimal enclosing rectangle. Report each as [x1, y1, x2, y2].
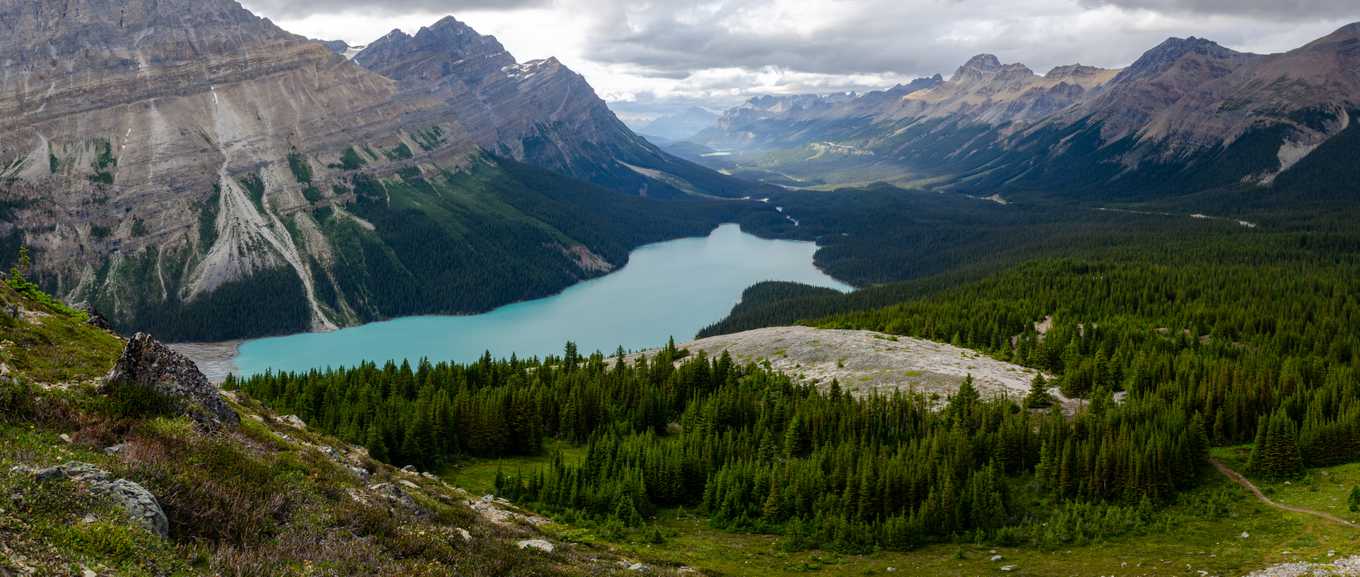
[1025, 374, 1053, 409]
[948, 375, 979, 426]
[9, 246, 30, 285]
[1250, 412, 1303, 480]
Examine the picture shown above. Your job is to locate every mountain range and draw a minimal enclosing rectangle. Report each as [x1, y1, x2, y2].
[635, 107, 722, 142]
[0, 0, 765, 340]
[694, 24, 1360, 200]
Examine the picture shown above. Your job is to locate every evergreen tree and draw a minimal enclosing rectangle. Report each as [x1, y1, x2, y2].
[1025, 374, 1053, 409]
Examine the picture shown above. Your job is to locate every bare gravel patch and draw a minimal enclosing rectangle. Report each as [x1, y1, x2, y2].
[642, 326, 1076, 412]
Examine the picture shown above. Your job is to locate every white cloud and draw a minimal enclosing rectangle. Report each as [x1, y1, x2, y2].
[244, 0, 1360, 112]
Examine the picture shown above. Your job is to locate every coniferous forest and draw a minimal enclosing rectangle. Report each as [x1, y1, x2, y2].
[235, 344, 1209, 551]
[235, 211, 1360, 552]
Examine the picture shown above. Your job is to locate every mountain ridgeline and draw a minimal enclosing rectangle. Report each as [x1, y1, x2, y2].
[0, 0, 770, 341]
[694, 24, 1360, 201]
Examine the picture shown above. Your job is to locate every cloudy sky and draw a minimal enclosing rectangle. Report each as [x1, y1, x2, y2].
[240, 0, 1360, 122]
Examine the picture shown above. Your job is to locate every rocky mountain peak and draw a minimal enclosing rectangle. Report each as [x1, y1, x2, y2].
[952, 54, 1035, 86]
[355, 15, 515, 80]
[964, 54, 1003, 70]
[426, 15, 479, 35]
[953, 54, 1003, 82]
[1047, 64, 1109, 80]
[895, 74, 945, 92]
[1302, 21, 1360, 49]
[1115, 36, 1244, 83]
[416, 14, 507, 55]
[380, 29, 413, 42]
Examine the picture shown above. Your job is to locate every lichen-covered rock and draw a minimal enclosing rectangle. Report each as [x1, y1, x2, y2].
[102, 333, 238, 430]
[368, 482, 427, 516]
[278, 415, 307, 429]
[469, 494, 551, 527]
[20, 462, 169, 539]
[517, 539, 554, 553]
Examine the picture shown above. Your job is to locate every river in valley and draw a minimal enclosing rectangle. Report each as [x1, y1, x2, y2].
[223, 223, 852, 378]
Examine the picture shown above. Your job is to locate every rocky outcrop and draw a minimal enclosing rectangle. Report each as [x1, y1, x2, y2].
[516, 539, 555, 553]
[366, 482, 427, 516]
[469, 494, 551, 528]
[16, 462, 169, 538]
[102, 333, 239, 430]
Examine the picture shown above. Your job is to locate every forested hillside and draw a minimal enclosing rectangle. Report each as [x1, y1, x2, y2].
[236, 342, 1213, 551]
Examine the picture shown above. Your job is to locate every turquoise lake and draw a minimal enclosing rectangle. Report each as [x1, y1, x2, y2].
[230, 224, 852, 376]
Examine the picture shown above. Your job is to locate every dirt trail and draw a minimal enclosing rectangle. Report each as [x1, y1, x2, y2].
[1210, 458, 1357, 528]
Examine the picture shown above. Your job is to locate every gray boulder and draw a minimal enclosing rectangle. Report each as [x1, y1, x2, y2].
[22, 462, 169, 538]
[368, 482, 427, 516]
[517, 539, 555, 553]
[102, 333, 238, 430]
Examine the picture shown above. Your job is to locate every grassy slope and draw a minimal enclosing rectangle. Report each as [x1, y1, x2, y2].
[0, 283, 653, 577]
[0, 282, 122, 383]
[442, 440, 586, 497]
[426, 440, 1360, 577]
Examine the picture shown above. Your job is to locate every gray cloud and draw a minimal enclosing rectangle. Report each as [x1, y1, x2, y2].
[565, 0, 1358, 85]
[1078, 0, 1360, 20]
[241, 0, 547, 19]
[247, 0, 1360, 108]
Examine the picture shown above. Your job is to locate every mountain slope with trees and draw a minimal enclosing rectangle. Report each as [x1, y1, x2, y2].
[0, 0, 774, 341]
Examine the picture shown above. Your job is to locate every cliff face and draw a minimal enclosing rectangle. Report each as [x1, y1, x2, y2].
[0, 0, 412, 334]
[0, 1, 750, 341]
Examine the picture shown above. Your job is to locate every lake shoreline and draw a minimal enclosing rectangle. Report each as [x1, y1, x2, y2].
[185, 223, 853, 381]
[169, 341, 242, 384]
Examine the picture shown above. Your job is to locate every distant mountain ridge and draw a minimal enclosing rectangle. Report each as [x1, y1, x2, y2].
[698, 24, 1360, 200]
[0, 0, 764, 340]
[637, 107, 721, 142]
